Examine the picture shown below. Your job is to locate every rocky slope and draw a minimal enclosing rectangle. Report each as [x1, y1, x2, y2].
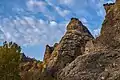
[20, 0, 120, 80]
[57, 0, 120, 80]
[20, 53, 44, 80]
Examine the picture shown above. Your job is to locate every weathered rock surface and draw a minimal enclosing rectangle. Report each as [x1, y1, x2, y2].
[20, 53, 44, 80]
[99, 0, 120, 49]
[57, 1, 120, 80]
[46, 18, 94, 76]
[58, 50, 120, 80]
[43, 45, 54, 64]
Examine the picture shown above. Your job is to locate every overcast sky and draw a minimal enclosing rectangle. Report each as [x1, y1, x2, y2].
[0, 0, 115, 60]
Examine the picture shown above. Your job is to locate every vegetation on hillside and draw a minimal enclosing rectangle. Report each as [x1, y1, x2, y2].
[0, 41, 21, 80]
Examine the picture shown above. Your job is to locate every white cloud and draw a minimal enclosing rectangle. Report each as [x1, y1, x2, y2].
[59, 0, 74, 5]
[93, 28, 101, 37]
[0, 16, 66, 46]
[27, 0, 47, 12]
[97, 9, 105, 17]
[55, 7, 70, 17]
[80, 18, 88, 24]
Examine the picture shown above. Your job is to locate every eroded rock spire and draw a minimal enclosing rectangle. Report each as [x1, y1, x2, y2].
[44, 18, 94, 77]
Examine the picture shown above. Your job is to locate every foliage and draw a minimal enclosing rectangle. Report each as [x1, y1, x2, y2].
[0, 41, 21, 80]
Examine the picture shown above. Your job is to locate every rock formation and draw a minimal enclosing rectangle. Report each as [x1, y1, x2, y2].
[98, 0, 120, 49]
[20, 0, 120, 80]
[57, 1, 120, 80]
[46, 18, 94, 77]
[20, 53, 44, 80]
[43, 45, 54, 64]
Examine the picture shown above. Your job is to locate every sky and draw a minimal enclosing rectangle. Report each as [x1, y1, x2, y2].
[0, 0, 115, 60]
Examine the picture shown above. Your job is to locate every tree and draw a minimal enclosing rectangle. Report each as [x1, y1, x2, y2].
[0, 41, 21, 80]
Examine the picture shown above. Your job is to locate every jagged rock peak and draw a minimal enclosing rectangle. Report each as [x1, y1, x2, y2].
[67, 18, 93, 37]
[103, 3, 115, 13]
[67, 18, 85, 31]
[43, 45, 54, 63]
[98, 0, 120, 49]
[67, 18, 82, 30]
[43, 43, 58, 64]
[46, 17, 94, 77]
[45, 45, 54, 52]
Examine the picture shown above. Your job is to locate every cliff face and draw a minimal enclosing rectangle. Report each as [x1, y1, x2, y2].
[99, 0, 120, 49]
[20, 0, 120, 80]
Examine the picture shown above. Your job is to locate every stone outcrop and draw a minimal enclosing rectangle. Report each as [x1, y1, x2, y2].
[103, 3, 115, 13]
[43, 45, 54, 64]
[46, 18, 94, 76]
[99, 1, 120, 49]
[58, 50, 120, 80]
[43, 43, 58, 64]
[20, 53, 44, 80]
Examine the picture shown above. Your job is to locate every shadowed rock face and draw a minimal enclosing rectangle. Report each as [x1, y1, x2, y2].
[103, 3, 115, 13]
[43, 45, 54, 64]
[99, 1, 120, 49]
[43, 43, 59, 66]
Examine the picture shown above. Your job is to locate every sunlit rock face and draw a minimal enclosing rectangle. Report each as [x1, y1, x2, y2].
[45, 18, 94, 76]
